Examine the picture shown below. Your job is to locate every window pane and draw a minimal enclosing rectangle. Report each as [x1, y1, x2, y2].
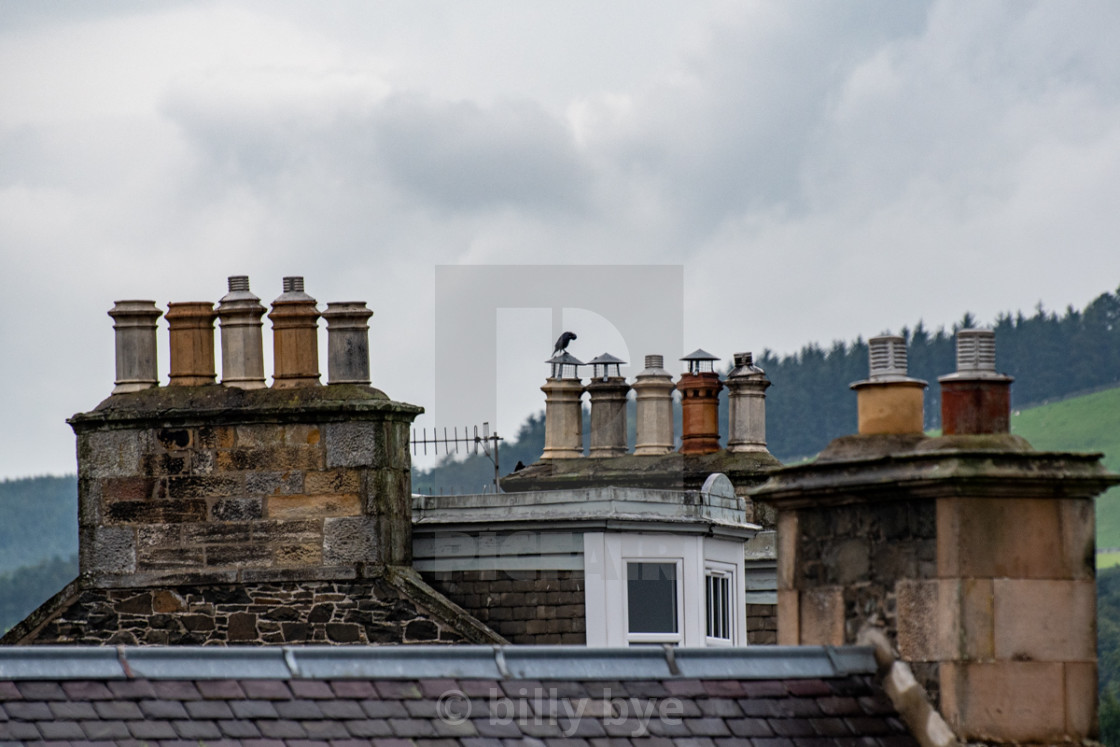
[627, 562, 678, 634]
[706, 572, 731, 640]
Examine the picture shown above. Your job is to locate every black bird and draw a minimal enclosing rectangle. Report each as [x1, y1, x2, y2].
[553, 331, 577, 355]
[513, 460, 526, 472]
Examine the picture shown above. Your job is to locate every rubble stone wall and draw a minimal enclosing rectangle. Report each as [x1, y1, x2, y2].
[28, 580, 462, 646]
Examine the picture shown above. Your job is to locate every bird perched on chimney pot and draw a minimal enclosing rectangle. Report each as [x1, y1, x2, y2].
[553, 331, 577, 355]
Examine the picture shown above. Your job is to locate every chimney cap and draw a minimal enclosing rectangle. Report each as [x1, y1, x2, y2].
[851, 334, 927, 389]
[681, 348, 719, 375]
[546, 351, 584, 380]
[274, 276, 316, 303]
[728, 351, 765, 378]
[588, 352, 626, 381]
[939, 327, 1013, 383]
[219, 275, 261, 306]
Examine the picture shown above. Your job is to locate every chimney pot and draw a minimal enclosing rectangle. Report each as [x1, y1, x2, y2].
[108, 300, 162, 393]
[165, 301, 218, 386]
[217, 276, 267, 389]
[586, 353, 629, 457]
[851, 335, 927, 435]
[633, 353, 675, 455]
[323, 301, 374, 385]
[726, 351, 771, 453]
[678, 348, 722, 454]
[269, 277, 321, 388]
[939, 328, 1013, 435]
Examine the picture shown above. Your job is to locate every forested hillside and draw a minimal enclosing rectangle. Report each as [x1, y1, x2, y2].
[414, 285, 1120, 491]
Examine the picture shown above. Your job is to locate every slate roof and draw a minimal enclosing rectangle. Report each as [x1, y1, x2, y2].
[0, 645, 916, 746]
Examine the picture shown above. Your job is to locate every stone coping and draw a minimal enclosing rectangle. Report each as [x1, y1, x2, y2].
[752, 434, 1119, 507]
[68, 384, 422, 430]
[412, 486, 758, 535]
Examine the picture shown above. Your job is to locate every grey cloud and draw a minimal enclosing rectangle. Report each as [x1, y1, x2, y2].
[369, 94, 587, 213]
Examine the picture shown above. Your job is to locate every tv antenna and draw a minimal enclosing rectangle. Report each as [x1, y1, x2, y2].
[411, 422, 504, 493]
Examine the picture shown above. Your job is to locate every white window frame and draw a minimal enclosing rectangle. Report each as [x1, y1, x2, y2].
[584, 533, 746, 647]
[704, 562, 736, 646]
[623, 558, 684, 646]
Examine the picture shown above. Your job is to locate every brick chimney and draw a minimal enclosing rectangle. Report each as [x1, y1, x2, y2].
[725, 352, 770, 453]
[541, 352, 585, 459]
[939, 328, 1013, 435]
[631, 354, 675, 455]
[678, 349, 722, 454]
[586, 353, 629, 458]
[754, 328, 1119, 744]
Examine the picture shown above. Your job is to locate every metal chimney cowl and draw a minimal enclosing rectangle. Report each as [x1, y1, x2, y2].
[938, 328, 1014, 435]
[850, 335, 928, 435]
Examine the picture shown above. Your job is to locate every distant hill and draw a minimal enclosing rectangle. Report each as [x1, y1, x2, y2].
[0, 476, 77, 574]
[1008, 386, 1120, 554]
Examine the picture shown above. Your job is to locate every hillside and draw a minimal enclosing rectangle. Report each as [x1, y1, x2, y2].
[1009, 386, 1120, 555]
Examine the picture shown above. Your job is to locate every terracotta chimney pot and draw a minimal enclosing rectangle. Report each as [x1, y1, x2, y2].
[165, 301, 218, 386]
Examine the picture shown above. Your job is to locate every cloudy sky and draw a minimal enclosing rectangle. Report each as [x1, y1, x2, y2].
[2, 1, 1119, 478]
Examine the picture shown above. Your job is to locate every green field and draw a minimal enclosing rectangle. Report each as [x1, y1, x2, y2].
[1009, 387, 1120, 557]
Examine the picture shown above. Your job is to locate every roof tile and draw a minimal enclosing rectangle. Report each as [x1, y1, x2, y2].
[291, 680, 336, 700]
[431, 717, 480, 738]
[257, 719, 308, 739]
[185, 699, 236, 719]
[317, 700, 366, 720]
[661, 680, 707, 698]
[771, 718, 817, 737]
[48, 701, 98, 720]
[359, 699, 410, 719]
[172, 718, 222, 740]
[151, 681, 202, 701]
[739, 680, 788, 698]
[726, 718, 775, 738]
[328, 680, 377, 699]
[843, 717, 893, 736]
[61, 681, 115, 700]
[4, 700, 53, 720]
[301, 719, 353, 739]
[809, 717, 853, 736]
[241, 680, 293, 700]
[785, 679, 833, 698]
[684, 718, 732, 737]
[230, 700, 281, 719]
[2, 721, 42, 740]
[375, 680, 425, 700]
[696, 698, 742, 718]
[217, 719, 263, 738]
[458, 679, 503, 698]
[816, 697, 861, 717]
[196, 679, 247, 700]
[0, 681, 22, 701]
[37, 719, 86, 740]
[275, 699, 325, 720]
[139, 698, 190, 719]
[78, 718, 132, 740]
[127, 718, 178, 739]
[387, 716, 440, 737]
[737, 698, 785, 718]
[16, 682, 67, 701]
[106, 680, 157, 699]
[342, 718, 394, 738]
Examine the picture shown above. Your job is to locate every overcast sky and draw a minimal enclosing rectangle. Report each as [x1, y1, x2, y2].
[3, 1, 1120, 478]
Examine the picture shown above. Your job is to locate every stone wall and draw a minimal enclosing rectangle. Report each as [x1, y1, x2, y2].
[71, 386, 419, 588]
[423, 570, 585, 644]
[25, 579, 465, 646]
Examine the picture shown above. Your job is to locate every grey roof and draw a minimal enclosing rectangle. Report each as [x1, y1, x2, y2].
[0, 644, 918, 745]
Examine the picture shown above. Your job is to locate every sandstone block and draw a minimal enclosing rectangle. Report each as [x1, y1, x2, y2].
[210, 497, 263, 522]
[938, 497, 1077, 580]
[323, 516, 379, 565]
[304, 469, 362, 495]
[1065, 661, 1097, 737]
[267, 493, 360, 519]
[776, 512, 798, 591]
[324, 422, 379, 468]
[81, 526, 137, 575]
[941, 660, 1067, 743]
[246, 471, 303, 496]
[993, 578, 1096, 661]
[285, 424, 321, 446]
[235, 424, 284, 448]
[799, 587, 844, 645]
[80, 429, 148, 478]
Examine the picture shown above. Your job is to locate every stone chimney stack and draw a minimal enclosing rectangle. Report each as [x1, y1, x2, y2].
[541, 353, 584, 459]
[323, 302, 374, 386]
[269, 276, 321, 388]
[632, 354, 675, 455]
[216, 276, 266, 390]
[586, 353, 629, 458]
[754, 334, 1119, 744]
[851, 335, 927, 435]
[939, 328, 1013, 435]
[109, 300, 162, 394]
[725, 352, 770, 453]
[677, 349, 722, 455]
[165, 302, 217, 386]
